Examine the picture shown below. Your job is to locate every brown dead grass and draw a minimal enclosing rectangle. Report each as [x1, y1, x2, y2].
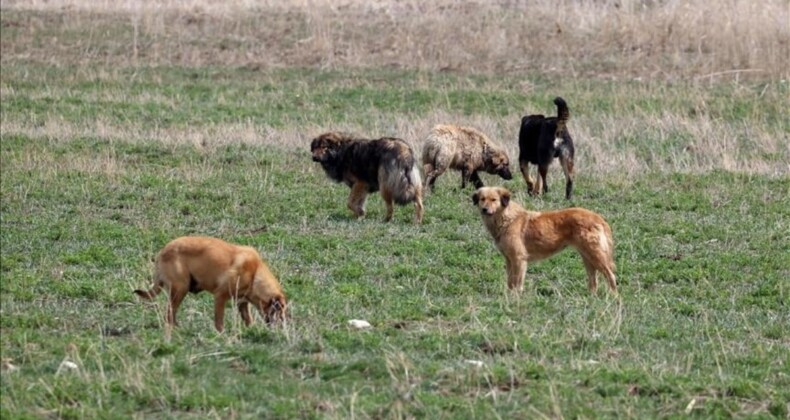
[2, 111, 787, 177]
[2, 0, 788, 81]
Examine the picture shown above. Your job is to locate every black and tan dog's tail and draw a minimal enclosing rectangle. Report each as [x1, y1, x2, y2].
[554, 97, 570, 127]
[383, 141, 424, 205]
[134, 282, 162, 300]
[388, 159, 423, 205]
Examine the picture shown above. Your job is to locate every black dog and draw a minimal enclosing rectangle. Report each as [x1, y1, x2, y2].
[518, 97, 575, 199]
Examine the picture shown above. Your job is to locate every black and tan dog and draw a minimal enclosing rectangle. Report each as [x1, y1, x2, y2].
[518, 97, 576, 199]
[311, 132, 424, 223]
[472, 187, 617, 294]
[422, 124, 512, 191]
[134, 236, 288, 332]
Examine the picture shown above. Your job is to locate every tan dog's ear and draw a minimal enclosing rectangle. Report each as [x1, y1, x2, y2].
[498, 188, 511, 207]
[472, 191, 480, 206]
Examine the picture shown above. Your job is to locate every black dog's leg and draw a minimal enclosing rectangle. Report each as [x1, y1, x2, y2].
[520, 161, 535, 195]
[538, 165, 550, 194]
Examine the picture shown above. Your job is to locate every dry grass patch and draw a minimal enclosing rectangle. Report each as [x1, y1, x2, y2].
[2, 110, 787, 177]
[2, 0, 788, 81]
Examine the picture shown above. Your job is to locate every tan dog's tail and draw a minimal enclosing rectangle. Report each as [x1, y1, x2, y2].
[134, 282, 162, 300]
[554, 97, 570, 127]
[602, 223, 616, 268]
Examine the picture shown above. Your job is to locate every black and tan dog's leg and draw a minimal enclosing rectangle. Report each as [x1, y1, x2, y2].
[381, 187, 395, 222]
[520, 161, 536, 195]
[559, 152, 574, 200]
[347, 182, 369, 218]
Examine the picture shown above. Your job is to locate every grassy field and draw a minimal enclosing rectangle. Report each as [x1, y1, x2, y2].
[2, 1, 789, 418]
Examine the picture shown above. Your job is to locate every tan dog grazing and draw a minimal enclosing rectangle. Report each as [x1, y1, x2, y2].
[422, 124, 512, 191]
[472, 187, 617, 294]
[134, 236, 287, 332]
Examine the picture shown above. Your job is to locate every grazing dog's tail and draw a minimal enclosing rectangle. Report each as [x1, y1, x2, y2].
[134, 282, 162, 300]
[554, 97, 570, 127]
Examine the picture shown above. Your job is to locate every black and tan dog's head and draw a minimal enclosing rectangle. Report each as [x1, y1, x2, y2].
[310, 132, 351, 163]
[472, 187, 511, 216]
[484, 148, 513, 181]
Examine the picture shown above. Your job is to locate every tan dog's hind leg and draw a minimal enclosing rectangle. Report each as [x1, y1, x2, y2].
[238, 302, 253, 326]
[348, 182, 368, 218]
[582, 258, 599, 294]
[581, 234, 618, 295]
[601, 266, 618, 295]
[166, 285, 188, 327]
[520, 161, 535, 195]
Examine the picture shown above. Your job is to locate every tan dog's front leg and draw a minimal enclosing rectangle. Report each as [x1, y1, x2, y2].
[213, 294, 229, 332]
[505, 255, 527, 292]
[238, 301, 253, 326]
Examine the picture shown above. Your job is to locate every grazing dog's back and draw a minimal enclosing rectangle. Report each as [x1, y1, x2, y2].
[422, 124, 512, 191]
[134, 236, 288, 332]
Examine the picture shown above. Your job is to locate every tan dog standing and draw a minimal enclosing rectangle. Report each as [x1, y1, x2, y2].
[134, 236, 287, 332]
[472, 187, 617, 294]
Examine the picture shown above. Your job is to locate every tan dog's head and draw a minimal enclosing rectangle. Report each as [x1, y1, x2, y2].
[484, 149, 513, 180]
[310, 132, 350, 163]
[262, 294, 288, 324]
[249, 264, 289, 324]
[472, 187, 511, 216]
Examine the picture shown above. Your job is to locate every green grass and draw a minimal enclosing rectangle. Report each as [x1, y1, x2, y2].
[2, 124, 788, 417]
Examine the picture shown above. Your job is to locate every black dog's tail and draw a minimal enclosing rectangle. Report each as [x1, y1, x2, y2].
[554, 97, 570, 128]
